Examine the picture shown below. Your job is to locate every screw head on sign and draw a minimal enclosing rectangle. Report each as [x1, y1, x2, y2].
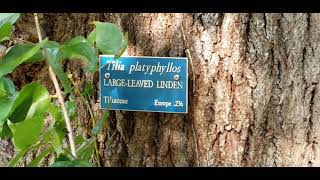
[174, 74, 180, 81]
[105, 73, 111, 79]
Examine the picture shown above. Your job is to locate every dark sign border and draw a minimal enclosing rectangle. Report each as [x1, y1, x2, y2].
[99, 55, 188, 114]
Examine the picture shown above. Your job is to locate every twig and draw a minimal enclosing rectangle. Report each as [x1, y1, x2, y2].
[181, 25, 196, 94]
[71, 79, 102, 166]
[11, 37, 36, 45]
[33, 13, 77, 158]
[70, 78, 96, 129]
[181, 21, 199, 166]
[75, 86, 96, 125]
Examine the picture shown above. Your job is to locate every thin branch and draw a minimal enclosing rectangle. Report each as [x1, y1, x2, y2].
[70, 77, 96, 128]
[181, 19, 199, 166]
[181, 24, 196, 94]
[33, 13, 77, 158]
[11, 37, 36, 45]
[70, 78, 102, 167]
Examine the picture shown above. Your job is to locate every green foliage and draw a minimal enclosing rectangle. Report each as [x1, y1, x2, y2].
[51, 130, 64, 154]
[0, 15, 126, 167]
[0, 122, 12, 138]
[8, 148, 29, 167]
[93, 22, 126, 56]
[48, 104, 67, 155]
[76, 138, 95, 161]
[8, 142, 41, 167]
[0, 77, 15, 98]
[55, 153, 72, 162]
[91, 109, 110, 136]
[7, 82, 50, 123]
[0, 77, 16, 137]
[60, 36, 97, 72]
[6, 82, 50, 150]
[0, 38, 48, 77]
[8, 145, 33, 167]
[87, 29, 96, 46]
[11, 44, 44, 63]
[0, 13, 20, 26]
[45, 41, 73, 95]
[65, 101, 77, 121]
[50, 160, 94, 167]
[8, 116, 45, 150]
[83, 83, 94, 97]
[0, 77, 16, 122]
[0, 22, 12, 43]
[75, 135, 86, 146]
[28, 147, 54, 167]
[49, 103, 64, 124]
[115, 31, 129, 59]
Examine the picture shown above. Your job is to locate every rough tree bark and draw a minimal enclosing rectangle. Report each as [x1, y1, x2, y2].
[1, 13, 320, 167]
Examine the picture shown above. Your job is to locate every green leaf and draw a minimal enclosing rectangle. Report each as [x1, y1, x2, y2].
[49, 161, 72, 167]
[55, 154, 72, 162]
[42, 128, 54, 143]
[60, 36, 97, 72]
[0, 77, 16, 121]
[115, 31, 128, 59]
[48, 104, 66, 155]
[52, 128, 64, 155]
[6, 44, 44, 63]
[24, 43, 44, 63]
[8, 116, 45, 150]
[7, 82, 50, 123]
[70, 160, 94, 167]
[8, 147, 29, 167]
[0, 77, 16, 138]
[24, 51, 43, 63]
[83, 83, 94, 97]
[0, 120, 12, 138]
[91, 109, 110, 136]
[87, 29, 96, 46]
[49, 103, 64, 124]
[53, 122, 65, 155]
[8, 143, 41, 167]
[45, 42, 73, 95]
[0, 22, 12, 43]
[94, 22, 123, 55]
[0, 13, 20, 26]
[28, 147, 53, 167]
[65, 101, 77, 121]
[42, 127, 64, 155]
[65, 134, 91, 160]
[77, 138, 95, 161]
[0, 38, 48, 77]
[0, 77, 15, 98]
[74, 134, 86, 146]
[45, 40, 61, 49]
[50, 160, 94, 167]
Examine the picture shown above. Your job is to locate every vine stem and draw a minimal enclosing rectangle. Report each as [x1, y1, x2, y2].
[33, 13, 77, 158]
[71, 79, 102, 166]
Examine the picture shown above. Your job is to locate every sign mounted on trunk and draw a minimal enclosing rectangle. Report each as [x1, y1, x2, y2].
[99, 55, 188, 113]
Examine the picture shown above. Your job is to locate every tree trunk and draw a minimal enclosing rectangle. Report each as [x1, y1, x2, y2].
[1, 13, 320, 167]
